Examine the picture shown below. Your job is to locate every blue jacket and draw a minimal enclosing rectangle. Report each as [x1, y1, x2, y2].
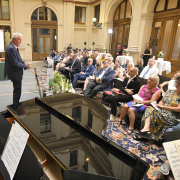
[84, 65, 95, 77]
[95, 67, 115, 91]
[53, 55, 60, 60]
[4, 43, 27, 81]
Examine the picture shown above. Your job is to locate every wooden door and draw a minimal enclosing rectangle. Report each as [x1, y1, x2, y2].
[150, 16, 180, 76]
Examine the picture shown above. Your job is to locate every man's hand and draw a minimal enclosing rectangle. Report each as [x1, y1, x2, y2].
[80, 72, 84, 75]
[125, 89, 134, 95]
[96, 77, 100, 81]
[112, 88, 120, 91]
[67, 67, 71, 71]
[25, 62, 30, 68]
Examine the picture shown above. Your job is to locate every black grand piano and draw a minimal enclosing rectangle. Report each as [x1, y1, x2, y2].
[0, 92, 149, 180]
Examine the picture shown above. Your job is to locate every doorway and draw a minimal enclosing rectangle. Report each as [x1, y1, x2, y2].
[31, 7, 57, 61]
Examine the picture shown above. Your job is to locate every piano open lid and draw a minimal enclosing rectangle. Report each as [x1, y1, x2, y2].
[7, 93, 149, 180]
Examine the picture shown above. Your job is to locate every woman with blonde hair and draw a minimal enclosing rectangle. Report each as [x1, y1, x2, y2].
[119, 75, 161, 135]
[80, 60, 103, 94]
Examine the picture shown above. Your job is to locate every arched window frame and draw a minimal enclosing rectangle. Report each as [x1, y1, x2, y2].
[113, 0, 132, 21]
[31, 7, 57, 22]
[155, 0, 180, 13]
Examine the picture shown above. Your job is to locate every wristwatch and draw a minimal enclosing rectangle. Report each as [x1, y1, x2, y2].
[139, 100, 141, 104]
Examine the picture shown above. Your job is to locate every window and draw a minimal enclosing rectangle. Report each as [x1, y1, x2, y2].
[72, 106, 81, 122]
[155, 0, 180, 12]
[87, 109, 93, 128]
[70, 150, 78, 167]
[31, 7, 57, 21]
[40, 113, 51, 134]
[0, 26, 10, 50]
[75, 6, 86, 24]
[114, 0, 132, 21]
[0, 0, 10, 20]
[95, 5, 100, 22]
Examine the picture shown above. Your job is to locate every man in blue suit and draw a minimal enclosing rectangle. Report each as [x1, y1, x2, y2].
[72, 58, 95, 88]
[4, 32, 30, 114]
[84, 60, 115, 99]
[61, 54, 81, 82]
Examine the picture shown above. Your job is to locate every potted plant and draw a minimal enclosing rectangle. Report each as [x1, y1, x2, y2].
[90, 46, 92, 52]
[157, 51, 164, 61]
[103, 47, 106, 53]
[123, 49, 127, 56]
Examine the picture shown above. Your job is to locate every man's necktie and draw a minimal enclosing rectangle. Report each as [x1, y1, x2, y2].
[142, 68, 150, 78]
[17, 48, 19, 53]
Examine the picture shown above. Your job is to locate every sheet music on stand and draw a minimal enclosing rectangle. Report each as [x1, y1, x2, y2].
[1, 121, 29, 180]
[163, 140, 180, 180]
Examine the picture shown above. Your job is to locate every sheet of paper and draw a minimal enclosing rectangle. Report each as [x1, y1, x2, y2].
[132, 104, 144, 107]
[174, 140, 180, 160]
[150, 101, 159, 111]
[1, 121, 29, 180]
[163, 141, 180, 180]
[132, 94, 143, 101]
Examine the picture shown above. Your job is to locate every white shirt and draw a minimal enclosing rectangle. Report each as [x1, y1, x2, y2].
[139, 65, 159, 79]
[12, 43, 17, 49]
[99, 67, 109, 80]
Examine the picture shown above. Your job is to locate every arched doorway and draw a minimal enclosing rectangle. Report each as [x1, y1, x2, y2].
[111, 0, 132, 57]
[31, 7, 57, 61]
[150, 0, 180, 75]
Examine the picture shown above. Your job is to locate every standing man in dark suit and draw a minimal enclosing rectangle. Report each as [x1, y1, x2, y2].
[104, 67, 140, 121]
[4, 32, 30, 114]
[84, 60, 115, 99]
[115, 45, 122, 57]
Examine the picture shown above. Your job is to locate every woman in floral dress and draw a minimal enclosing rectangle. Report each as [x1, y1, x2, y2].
[134, 76, 180, 141]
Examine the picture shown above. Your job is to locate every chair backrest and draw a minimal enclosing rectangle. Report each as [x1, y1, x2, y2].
[114, 79, 123, 89]
[137, 76, 147, 87]
[158, 75, 171, 84]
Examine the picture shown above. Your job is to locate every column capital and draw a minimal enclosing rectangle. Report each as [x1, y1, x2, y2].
[141, 12, 154, 20]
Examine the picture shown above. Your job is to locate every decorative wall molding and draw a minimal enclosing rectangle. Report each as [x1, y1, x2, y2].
[63, 0, 101, 5]
[141, 12, 154, 20]
[127, 46, 139, 54]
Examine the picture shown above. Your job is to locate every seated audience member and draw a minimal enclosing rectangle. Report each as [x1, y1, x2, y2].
[78, 52, 83, 59]
[91, 54, 97, 66]
[139, 59, 159, 79]
[114, 59, 121, 76]
[80, 60, 103, 94]
[160, 71, 180, 94]
[119, 75, 161, 134]
[80, 52, 86, 64]
[50, 49, 55, 58]
[61, 49, 66, 59]
[60, 54, 81, 82]
[60, 53, 74, 73]
[53, 51, 59, 60]
[133, 75, 180, 141]
[108, 54, 113, 60]
[84, 60, 115, 99]
[95, 52, 99, 59]
[135, 58, 144, 75]
[99, 53, 106, 62]
[108, 57, 115, 70]
[56, 53, 69, 71]
[104, 67, 140, 121]
[72, 58, 95, 88]
[123, 62, 134, 79]
[49, 49, 53, 57]
[122, 59, 131, 70]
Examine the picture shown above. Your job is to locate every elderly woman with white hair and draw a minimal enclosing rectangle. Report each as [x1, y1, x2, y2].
[135, 58, 144, 75]
[119, 75, 161, 135]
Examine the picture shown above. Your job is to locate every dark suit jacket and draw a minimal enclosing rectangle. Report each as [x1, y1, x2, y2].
[65, 58, 73, 67]
[84, 65, 95, 77]
[69, 58, 81, 73]
[4, 43, 27, 82]
[121, 76, 141, 95]
[115, 48, 122, 56]
[95, 67, 115, 91]
[135, 65, 144, 75]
